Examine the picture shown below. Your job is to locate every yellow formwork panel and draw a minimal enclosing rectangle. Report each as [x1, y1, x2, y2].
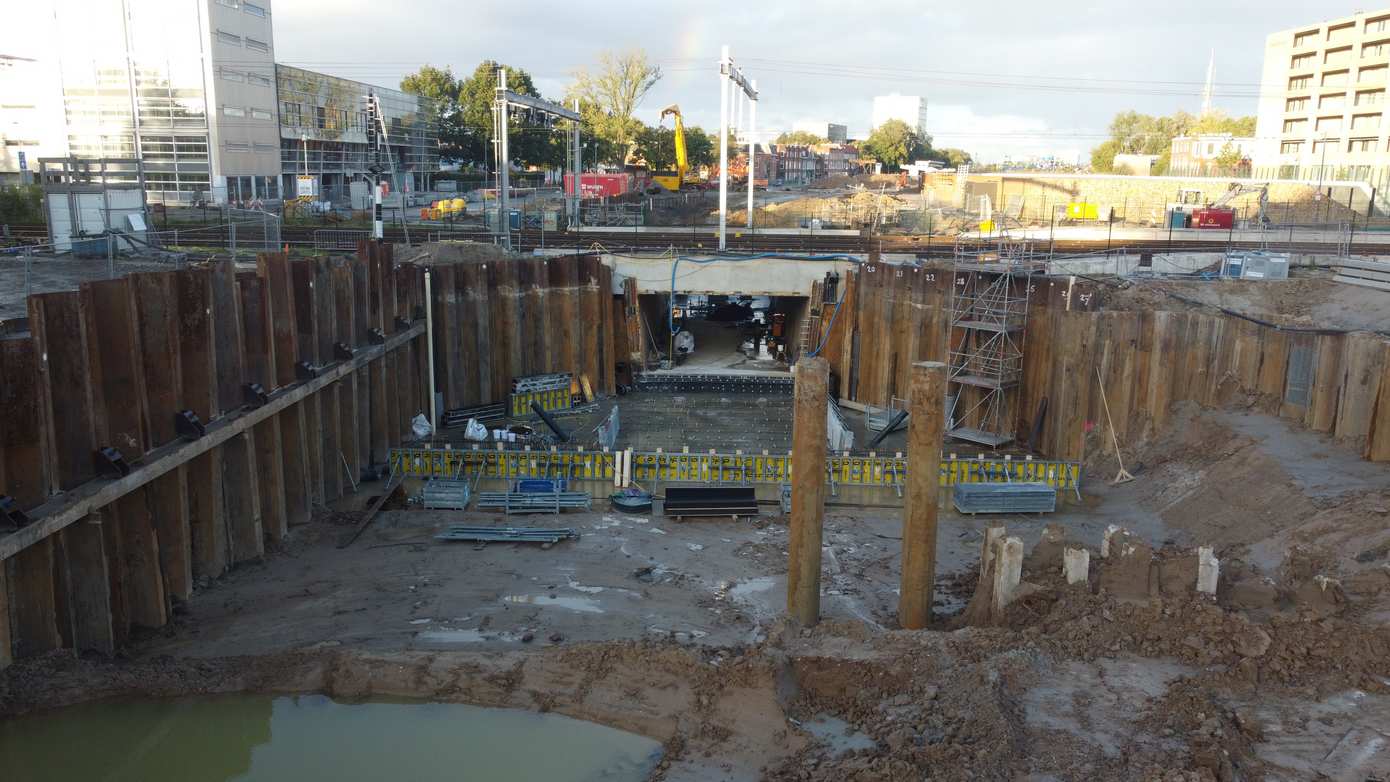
[509, 387, 574, 417]
[390, 448, 1080, 490]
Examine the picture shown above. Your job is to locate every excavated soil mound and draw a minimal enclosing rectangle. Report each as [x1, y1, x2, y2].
[400, 241, 524, 265]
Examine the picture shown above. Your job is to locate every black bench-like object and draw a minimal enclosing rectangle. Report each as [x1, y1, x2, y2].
[662, 486, 759, 521]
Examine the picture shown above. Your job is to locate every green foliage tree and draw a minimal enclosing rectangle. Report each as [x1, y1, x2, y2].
[632, 125, 678, 171]
[400, 65, 466, 161]
[684, 126, 716, 169]
[932, 147, 973, 168]
[456, 60, 556, 169]
[774, 130, 827, 146]
[1212, 143, 1246, 176]
[1092, 109, 1256, 173]
[568, 49, 663, 165]
[0, 185, 42, 224]
[1090, 139, 1120, 173]
[860, 119, 928, 170]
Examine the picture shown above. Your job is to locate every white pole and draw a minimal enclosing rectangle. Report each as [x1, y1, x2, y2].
[718, 45, 730, 251]
[572, 98, 582, 227]
[425, 268, 437, 432]
[747, 81, 757, 229]
[498, 69, 511, 249]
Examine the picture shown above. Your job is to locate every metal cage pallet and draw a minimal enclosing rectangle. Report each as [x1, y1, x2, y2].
[475, 491, 593, 515]
[952, 482, 1057, 514]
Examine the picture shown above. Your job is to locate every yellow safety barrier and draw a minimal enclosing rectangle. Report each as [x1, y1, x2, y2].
[388, 447, 1080, 490]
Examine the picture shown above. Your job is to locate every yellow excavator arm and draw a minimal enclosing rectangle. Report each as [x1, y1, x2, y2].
[661, 105, 689, 182]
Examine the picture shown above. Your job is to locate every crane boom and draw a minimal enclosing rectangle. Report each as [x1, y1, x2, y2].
[650, 104, 706, 193]
[666, 106, 689, 181]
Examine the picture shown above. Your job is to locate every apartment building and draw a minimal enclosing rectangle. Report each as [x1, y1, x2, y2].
[1169, 133, 1258, 177]
[777, 144, 817, 185]
[812, 143, 858, 179]
[1255, 8, 1390, 191]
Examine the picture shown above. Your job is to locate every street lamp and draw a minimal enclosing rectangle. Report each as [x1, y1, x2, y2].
[1316, 132, 1330, 190]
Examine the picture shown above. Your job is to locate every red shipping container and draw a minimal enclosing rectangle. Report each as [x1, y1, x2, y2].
[563, 173, 631, 199]
[1193, 208, 1235, 229]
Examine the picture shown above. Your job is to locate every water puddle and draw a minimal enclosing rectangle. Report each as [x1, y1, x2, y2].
[414, 628, 492, 644]
[503, 594, 606, 613]
[800, 714, 876, 756]
[0, 694, 662, 781]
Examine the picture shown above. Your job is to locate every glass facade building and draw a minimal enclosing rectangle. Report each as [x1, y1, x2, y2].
[20, 0, 438, 205]
[48, 0, 282, 204]
[276, 64, 439, 202]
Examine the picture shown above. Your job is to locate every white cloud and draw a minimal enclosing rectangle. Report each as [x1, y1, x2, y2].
[925, 104, 1089, 164]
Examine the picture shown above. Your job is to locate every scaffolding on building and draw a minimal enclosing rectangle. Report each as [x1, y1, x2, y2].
[946, 238, 1046, 448]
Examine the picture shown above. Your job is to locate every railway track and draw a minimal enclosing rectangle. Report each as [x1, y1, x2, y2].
[5, 222, 1384, 259]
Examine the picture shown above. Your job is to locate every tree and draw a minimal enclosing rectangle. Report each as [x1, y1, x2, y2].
[1091, 108, 1256, 174]
[933, 148, 973, 168]
[569, 49, 663, 163]
[684, 126, 716, 169]
[1090, 139, 1120, 172]
[456, 60, 556, 169]
[400, 65, 465, 161]
[1212, 143, 1246, 176]
[632, 125, 678, 171]
[774, 130, 826, 146]
[859, 119, 928, 170]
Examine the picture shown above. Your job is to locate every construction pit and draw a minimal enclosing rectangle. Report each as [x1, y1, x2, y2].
[2, 240, 1390, 781]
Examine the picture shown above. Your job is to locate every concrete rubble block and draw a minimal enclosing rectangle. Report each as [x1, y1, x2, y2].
[1225, 576, 1281, 612]
[1100, 524, 1130, 558]
[990, 536, 1025, 615]
[1062, 548, 1090, 586]
[1158, 550, 1199, 597]
[1294, 574, 1348, 617]
[1024, 522, 1067, 575]
[960, 524, 1008, 626]
[1098, 537, 1155, 603]
[1196, 546, 1220, 596]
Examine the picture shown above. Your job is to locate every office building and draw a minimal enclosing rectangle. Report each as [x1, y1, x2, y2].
[276, 65, 438, 203]
[38, 0, 282, 203]
[793, 120, 848, 144]
[0, 54, 66, 185]
[9, 0, 437, 205]
[1255, 8, 1390, 191]
[871, 94, 928, 136]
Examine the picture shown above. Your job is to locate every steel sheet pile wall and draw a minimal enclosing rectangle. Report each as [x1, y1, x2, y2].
[813, 259, 951, 407]
[428, 254, 616, 410]
[0, 242, 430, 668]
[1020, 288, 1390, 464]
[814, 262, 1390, 466]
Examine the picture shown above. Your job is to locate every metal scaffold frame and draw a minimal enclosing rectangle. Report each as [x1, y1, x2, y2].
[946, 239, 1045, 447]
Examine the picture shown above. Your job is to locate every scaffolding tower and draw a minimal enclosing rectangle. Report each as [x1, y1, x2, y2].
[946, 239, 1045, 447]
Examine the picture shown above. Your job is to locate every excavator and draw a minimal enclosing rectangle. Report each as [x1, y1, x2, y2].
[650, 104, 708, 192]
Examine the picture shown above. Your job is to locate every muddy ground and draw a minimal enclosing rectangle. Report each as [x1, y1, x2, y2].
[3, 407, 1390, 780]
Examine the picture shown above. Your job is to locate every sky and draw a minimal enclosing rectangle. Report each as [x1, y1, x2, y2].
[4, 1, 1372, 163]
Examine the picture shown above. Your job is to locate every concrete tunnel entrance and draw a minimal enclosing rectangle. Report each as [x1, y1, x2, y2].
[635, 293, 811, 372]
